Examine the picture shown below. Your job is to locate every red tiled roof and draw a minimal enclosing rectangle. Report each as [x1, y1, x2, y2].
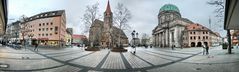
[72, 34, 87, 39]
[186, 23, 209, 31]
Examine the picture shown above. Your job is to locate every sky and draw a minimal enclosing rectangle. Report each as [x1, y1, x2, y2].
[8, 0, 227, 39]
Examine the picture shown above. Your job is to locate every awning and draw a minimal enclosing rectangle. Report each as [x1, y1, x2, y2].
[38, 38, 49, 40]
[224, 0, 239, 30]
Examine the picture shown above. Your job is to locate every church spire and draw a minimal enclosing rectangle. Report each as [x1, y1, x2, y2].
[105, 0, 111, 13]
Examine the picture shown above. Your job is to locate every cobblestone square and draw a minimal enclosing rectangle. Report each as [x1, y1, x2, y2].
[1, 45, 238, 72]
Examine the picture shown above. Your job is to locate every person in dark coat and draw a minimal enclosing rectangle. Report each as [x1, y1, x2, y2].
[205, 43, 209, 55]
[34, 42, 39, 51]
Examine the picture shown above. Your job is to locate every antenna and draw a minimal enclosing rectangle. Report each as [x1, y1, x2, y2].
[209, 16, 211, 31]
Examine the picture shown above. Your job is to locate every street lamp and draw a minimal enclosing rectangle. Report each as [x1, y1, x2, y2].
[15, 32, 18, 44]
[28, 34, 34, 46]
[131, 30, 138, 54]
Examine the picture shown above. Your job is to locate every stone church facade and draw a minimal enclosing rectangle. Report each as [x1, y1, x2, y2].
[89, 1, 128, 48]
[152, 4, 194, 47]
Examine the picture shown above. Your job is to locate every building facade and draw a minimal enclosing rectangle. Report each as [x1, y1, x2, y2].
[72, 34, 87, 46]
[152, 4, 193, 47]
[5, 21, 21, 44]
[182, 23, 222, 47]
[65, 28, 73, 46]
[231, 30, 239, 46]
[211, 32, 222, 46]
[20, 10, 66, 47]
[89, 1, 128, 48]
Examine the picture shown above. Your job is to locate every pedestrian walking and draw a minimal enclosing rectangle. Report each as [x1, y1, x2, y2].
[34, 42, 39, 51]
[202, 42, 206, 55]
[205, 43, 209, 55]
[172, 41, 175, 50]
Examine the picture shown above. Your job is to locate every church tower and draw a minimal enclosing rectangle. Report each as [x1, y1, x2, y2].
[101, 0, 113, 48]
[104, 0, 113, 29]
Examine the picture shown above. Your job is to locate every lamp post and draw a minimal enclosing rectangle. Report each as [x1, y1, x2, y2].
[136, 32, 138, 45]
[131, 30, 137, 54]
[28, 34, 34, 46]
[15, 32, 18, 44]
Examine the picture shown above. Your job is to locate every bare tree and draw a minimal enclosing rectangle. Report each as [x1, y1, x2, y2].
[179, 30, 185, 48]
[19, 15, 31, 49]
[82, 2, 100, 34]
[141, 33, 149, 46]
[207, 0, 232, 54]
[113, 3, 132, 47]
[207, 0, 225, 23]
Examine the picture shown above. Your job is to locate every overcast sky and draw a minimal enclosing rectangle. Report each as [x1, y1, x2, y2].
[8, 0, 226, 38]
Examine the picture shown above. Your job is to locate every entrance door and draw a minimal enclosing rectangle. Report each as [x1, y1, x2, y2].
[191, 42, 195, 47]
[197, 42, 202, 47]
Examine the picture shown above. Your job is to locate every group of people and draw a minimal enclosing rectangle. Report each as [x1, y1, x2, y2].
[202, 42, 209, 55]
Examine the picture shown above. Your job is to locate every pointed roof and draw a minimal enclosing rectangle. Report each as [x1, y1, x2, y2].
[105, 0, 112, 13]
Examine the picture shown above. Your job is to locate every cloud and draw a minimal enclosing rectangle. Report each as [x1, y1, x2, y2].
[8, 0, 226, 38]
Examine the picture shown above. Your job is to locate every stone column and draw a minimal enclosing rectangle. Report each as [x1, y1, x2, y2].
[156, 33, 159, 47]
[160, 33, 162, 47]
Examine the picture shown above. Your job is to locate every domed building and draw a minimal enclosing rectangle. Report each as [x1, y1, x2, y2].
[152, 4, 194, 47]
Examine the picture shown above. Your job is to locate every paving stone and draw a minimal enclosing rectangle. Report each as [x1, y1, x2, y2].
[37, 65, 82, 72]
[70, 50, 108, 67]
[141, 51, 180, 61]
[101, 52, 125, 69]
[0, 53, 45, 59]
[46, 50, 83, 57]
[53, 51, 92, 61]
[123, 52, 151, 68]
[0, 59, 63, 70]
[147, 62, 239, 72]
[135, 51, 172, 65]
[88, 70, 103, 72]
[146, 50, 191, 58]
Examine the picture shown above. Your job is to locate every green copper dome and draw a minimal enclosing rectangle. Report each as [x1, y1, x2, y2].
[160, 4, 180, 13]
